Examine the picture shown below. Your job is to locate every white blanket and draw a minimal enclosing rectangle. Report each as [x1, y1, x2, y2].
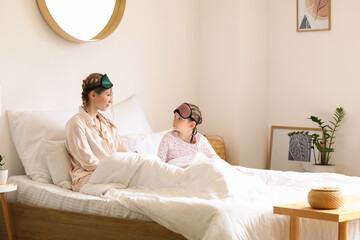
[166, 152, 204, 168]
[80, 152, 360, 240]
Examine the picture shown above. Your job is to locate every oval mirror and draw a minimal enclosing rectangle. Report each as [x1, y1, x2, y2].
[37, 0, 126, 42]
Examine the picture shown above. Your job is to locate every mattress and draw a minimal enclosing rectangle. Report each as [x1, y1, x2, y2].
[7, 175, 152, 221]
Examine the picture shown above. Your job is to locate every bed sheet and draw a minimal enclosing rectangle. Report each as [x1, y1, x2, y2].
[7, 175, 152, 221]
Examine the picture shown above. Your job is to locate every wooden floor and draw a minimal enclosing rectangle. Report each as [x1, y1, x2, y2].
[0, 203, 186, 240]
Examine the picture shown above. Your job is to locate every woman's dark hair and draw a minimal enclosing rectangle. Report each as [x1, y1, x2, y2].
[81, 73, 107, 107]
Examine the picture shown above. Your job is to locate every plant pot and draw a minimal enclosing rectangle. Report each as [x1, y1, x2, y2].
[310, 164, 336, 173]
[0, 169, 8, 185]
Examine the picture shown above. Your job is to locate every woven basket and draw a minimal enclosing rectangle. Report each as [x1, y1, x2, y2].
[308, 187, 344, 209]
[205, 135, 226, 161]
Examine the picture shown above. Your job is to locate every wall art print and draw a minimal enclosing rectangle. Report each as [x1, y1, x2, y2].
[297, 0, 331, 32]
[268, 126, 323, 172]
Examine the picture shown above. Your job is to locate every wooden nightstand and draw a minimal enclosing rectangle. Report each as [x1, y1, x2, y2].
[274, 193, 360, 240]
[0, 183, 17, 240]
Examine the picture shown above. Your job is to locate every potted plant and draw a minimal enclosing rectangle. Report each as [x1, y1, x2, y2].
[0, 155, 8, 184]
[288, 107, 345, 172]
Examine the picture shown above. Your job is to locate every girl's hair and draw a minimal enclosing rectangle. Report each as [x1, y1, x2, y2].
[187, 103, 202, 143]
[81, 73, 107, 107]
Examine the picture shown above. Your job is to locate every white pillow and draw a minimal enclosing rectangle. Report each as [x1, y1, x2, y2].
[102, 95, 153, 135]
[7, 95, 152, 184]
[7, 109, 76, 183]
[122, 129, 171, 156]
[43, 140, 72, 189]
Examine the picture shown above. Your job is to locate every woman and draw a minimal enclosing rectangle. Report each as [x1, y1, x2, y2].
[65, 73, 129, 191]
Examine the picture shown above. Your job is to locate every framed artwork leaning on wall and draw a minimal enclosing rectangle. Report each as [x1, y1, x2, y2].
[268, 126, 323, 172]
[297, 0, 331, 32]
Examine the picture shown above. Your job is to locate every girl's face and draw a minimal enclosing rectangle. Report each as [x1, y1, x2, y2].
[173, 112, 195, 132]
[93, 88, 113, 111]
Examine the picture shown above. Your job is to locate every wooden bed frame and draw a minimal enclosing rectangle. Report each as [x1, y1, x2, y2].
[0, 203, 186, 240]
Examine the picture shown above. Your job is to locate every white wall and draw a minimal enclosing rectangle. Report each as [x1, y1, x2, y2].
[268, 0, 360, 176]
[0, 0, 200, 176]
[1, 0, 270, 177]
[198, 0, 268, 168]
[4, 0, 355, 178]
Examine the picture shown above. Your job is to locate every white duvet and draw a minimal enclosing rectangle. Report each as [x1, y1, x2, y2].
[80, 152, 360, 240]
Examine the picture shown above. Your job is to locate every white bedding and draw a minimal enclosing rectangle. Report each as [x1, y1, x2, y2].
[79, 152, 360, 240]
[7, 175, 151, 221]
[7, 102, 360, 239]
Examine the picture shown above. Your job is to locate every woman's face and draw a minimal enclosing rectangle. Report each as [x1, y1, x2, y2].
[94, 88, 113, 111]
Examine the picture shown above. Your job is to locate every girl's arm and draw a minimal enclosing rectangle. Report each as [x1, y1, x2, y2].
[200, 135, 221, 160]
[157, 135, 169, 162]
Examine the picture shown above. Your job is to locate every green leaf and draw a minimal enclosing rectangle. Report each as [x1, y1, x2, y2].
[314, 141, 324, 152]
[288, 131, 309, 137]
[325, 148, 334, 152]
[329, 120, 336, 126]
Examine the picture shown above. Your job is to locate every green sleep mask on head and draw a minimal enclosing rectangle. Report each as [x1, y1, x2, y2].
[101, 74, 113, 89]
[84, 74, 113, 91]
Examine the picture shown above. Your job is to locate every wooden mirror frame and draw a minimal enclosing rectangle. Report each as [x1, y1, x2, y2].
[36, 0, 126, 42]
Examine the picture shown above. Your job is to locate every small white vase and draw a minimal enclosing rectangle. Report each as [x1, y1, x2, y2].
[310, 164, 336, 173]
[0, 169, 8, 185]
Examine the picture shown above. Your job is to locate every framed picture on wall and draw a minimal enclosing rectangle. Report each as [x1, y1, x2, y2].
[297, 0, 331, 32]
[268, 126, 323, 172]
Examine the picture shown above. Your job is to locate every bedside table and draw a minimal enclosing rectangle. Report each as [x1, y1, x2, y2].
[274, 193, 360, 240]
[0, 183, 17, 240]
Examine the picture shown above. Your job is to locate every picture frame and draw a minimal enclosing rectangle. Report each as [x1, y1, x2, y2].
[297, 0, 331, 32]
[268, 126, 323, 172]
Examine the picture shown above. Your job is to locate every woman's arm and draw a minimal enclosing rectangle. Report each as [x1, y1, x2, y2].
[112, 128, 130, 152]
[65, 119, 100, 171]
[101, 114, 130, 152]
[117, 137, 130, 152]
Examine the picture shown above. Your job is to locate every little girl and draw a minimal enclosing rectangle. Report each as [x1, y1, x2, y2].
[157, 102, 221, 167]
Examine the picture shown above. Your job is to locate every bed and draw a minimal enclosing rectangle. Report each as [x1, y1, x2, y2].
[4, 95, 360, 240]
[0, 175, 185, 240]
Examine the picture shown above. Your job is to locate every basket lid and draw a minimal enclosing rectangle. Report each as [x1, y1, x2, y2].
[311, 187, 341, 192]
